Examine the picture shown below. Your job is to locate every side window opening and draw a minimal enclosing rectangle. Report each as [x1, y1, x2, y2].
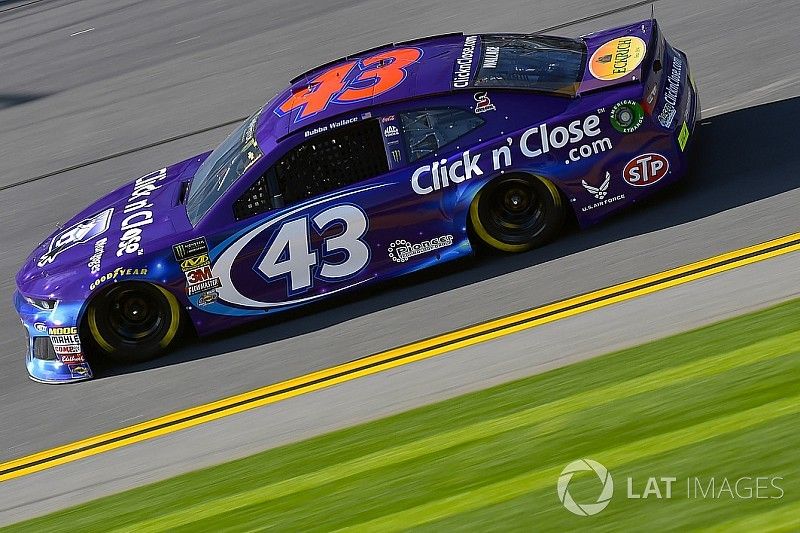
[233, 171, 273, 220]
[275, 118, 388, 206]
[400, 108, 484, 162]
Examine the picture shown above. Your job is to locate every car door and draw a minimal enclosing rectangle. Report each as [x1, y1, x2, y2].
[211, 117, 408, 313]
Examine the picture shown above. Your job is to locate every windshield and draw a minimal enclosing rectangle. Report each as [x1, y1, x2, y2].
[474, 35, 585, 96]
[186, 113, 264, 224]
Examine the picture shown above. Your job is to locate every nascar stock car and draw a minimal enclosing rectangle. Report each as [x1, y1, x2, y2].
[15, 18, 698, 383]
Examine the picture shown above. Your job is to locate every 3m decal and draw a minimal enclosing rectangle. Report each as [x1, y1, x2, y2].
[589, 36, 646, 81]
[277, 47, 422, 121]
[186, 271, 222, 296]
[623, 154, 670, 187]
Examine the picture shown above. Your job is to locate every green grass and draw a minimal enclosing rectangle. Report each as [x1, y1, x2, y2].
[5, 299, 800, 532]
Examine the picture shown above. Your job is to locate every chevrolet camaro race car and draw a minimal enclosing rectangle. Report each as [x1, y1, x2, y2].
[15, 18, 698, 383]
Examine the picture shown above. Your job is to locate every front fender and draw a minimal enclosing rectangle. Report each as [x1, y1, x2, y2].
[15, 291, 94, 383]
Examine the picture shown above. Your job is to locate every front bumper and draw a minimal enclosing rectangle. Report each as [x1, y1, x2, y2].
[14, 291, 94, 383]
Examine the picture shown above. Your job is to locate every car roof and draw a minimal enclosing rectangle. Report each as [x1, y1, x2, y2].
[256, 32, 475, 141]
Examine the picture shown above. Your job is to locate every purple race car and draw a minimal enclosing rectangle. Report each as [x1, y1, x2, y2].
[15, 18, 698, 383]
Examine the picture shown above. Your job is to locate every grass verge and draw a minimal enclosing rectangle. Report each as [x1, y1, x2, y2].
[5, 299, 800, 532]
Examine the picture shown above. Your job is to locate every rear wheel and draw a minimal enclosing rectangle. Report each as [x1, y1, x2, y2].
[469, 174, 565, 252]
[86, 282, 182, 363]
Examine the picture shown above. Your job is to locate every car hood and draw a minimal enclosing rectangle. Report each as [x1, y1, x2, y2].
[16, 154, 205, 297]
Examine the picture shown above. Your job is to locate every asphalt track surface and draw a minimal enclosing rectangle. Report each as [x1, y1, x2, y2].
[1, 0, 800, 523]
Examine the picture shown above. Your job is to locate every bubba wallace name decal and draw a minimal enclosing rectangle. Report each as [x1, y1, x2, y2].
[116, 168, 167, 257]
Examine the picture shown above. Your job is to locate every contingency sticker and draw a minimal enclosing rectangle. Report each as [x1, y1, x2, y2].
[678, 122, 690, 152]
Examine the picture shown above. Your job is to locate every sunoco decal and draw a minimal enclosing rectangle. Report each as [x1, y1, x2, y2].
[589, 36, 646, 81]
[38, 208, 113, 268]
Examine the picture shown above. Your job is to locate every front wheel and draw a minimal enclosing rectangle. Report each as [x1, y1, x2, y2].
[86, 282, 182, 363]
[469, 174, 565, 252]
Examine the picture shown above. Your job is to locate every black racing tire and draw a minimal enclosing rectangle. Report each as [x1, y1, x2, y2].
[469, 173, 565, 252]
[86, 282, 182, 363]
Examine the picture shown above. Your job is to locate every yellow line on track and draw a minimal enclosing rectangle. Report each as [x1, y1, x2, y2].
[1, 231, 799, 483]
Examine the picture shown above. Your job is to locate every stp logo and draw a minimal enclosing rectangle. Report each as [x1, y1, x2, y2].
[623, 153, 670, 187]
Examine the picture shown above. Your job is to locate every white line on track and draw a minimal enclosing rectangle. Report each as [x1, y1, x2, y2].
[69, 28, 95, 36]
[175, 36, 199, 44]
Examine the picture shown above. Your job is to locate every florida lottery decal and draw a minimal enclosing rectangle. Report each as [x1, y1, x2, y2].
[589, 36, 646, 81]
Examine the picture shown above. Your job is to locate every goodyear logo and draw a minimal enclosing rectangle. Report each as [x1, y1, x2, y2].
[90, 267, 148, 291]
[180, 254, 210, 272]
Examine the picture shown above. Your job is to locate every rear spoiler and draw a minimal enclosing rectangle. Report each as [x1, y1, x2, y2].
[577, 19, 661, 95]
